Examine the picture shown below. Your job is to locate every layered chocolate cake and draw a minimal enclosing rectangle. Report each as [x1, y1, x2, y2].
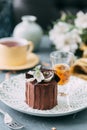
[25, 65, 60, 110]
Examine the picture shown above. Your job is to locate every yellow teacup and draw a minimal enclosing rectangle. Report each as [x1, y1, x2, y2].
[0, 37, 34, 66]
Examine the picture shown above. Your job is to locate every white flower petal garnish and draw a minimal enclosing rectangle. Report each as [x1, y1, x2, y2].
[34, 71, 45, 83]
[44, 72, 54, 82]
[26, 78, 35, 82]
[35, 65, 41, 69]
[27, 70, 34, 75]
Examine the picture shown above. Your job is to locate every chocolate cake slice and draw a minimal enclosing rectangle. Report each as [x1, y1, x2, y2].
[25, 66, 60, 110]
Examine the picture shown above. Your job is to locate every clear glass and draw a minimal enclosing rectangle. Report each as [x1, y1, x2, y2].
[50, 51, 74, 85]
[50, 51, 74, 107]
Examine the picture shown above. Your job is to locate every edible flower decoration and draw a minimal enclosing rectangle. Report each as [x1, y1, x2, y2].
[27, 65, 54, 83]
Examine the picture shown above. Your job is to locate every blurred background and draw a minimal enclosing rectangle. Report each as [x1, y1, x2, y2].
[0, 0, 87, 37]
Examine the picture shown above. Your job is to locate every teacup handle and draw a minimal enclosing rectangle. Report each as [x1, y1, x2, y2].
[27, 41, 34, 52]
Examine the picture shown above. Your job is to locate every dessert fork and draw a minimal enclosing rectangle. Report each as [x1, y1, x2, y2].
[0, 108, 24, 129]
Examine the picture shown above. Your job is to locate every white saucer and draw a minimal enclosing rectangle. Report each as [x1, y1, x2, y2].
[0, 53, 39, 71]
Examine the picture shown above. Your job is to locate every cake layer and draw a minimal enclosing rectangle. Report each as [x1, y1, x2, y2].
[25, 79, 57, 110]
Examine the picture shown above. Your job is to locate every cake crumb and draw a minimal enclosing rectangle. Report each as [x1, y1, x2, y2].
[52, 127, 56, 130]
[59, 92, 67, 96]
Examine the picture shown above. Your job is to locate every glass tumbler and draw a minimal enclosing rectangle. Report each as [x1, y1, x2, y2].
[50, 51, 74, 85]
[50, 51, 74, 107]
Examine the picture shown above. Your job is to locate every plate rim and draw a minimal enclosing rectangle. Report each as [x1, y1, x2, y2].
[0, 99, 87, 117]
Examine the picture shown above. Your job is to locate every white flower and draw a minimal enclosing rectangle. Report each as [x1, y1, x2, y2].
[28, 65, 45, 83]
[64, 29, 81, 52]
[34, 71, 45, 83]
[49, 22, 71, 50]
[49, 21, 81, 53]
[53, 22, 71, 33]
[65, 29, 82, 45]
[75, 11, 87, 29]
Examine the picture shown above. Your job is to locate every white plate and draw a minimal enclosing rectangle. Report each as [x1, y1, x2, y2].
[0, 74, 87, 117]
